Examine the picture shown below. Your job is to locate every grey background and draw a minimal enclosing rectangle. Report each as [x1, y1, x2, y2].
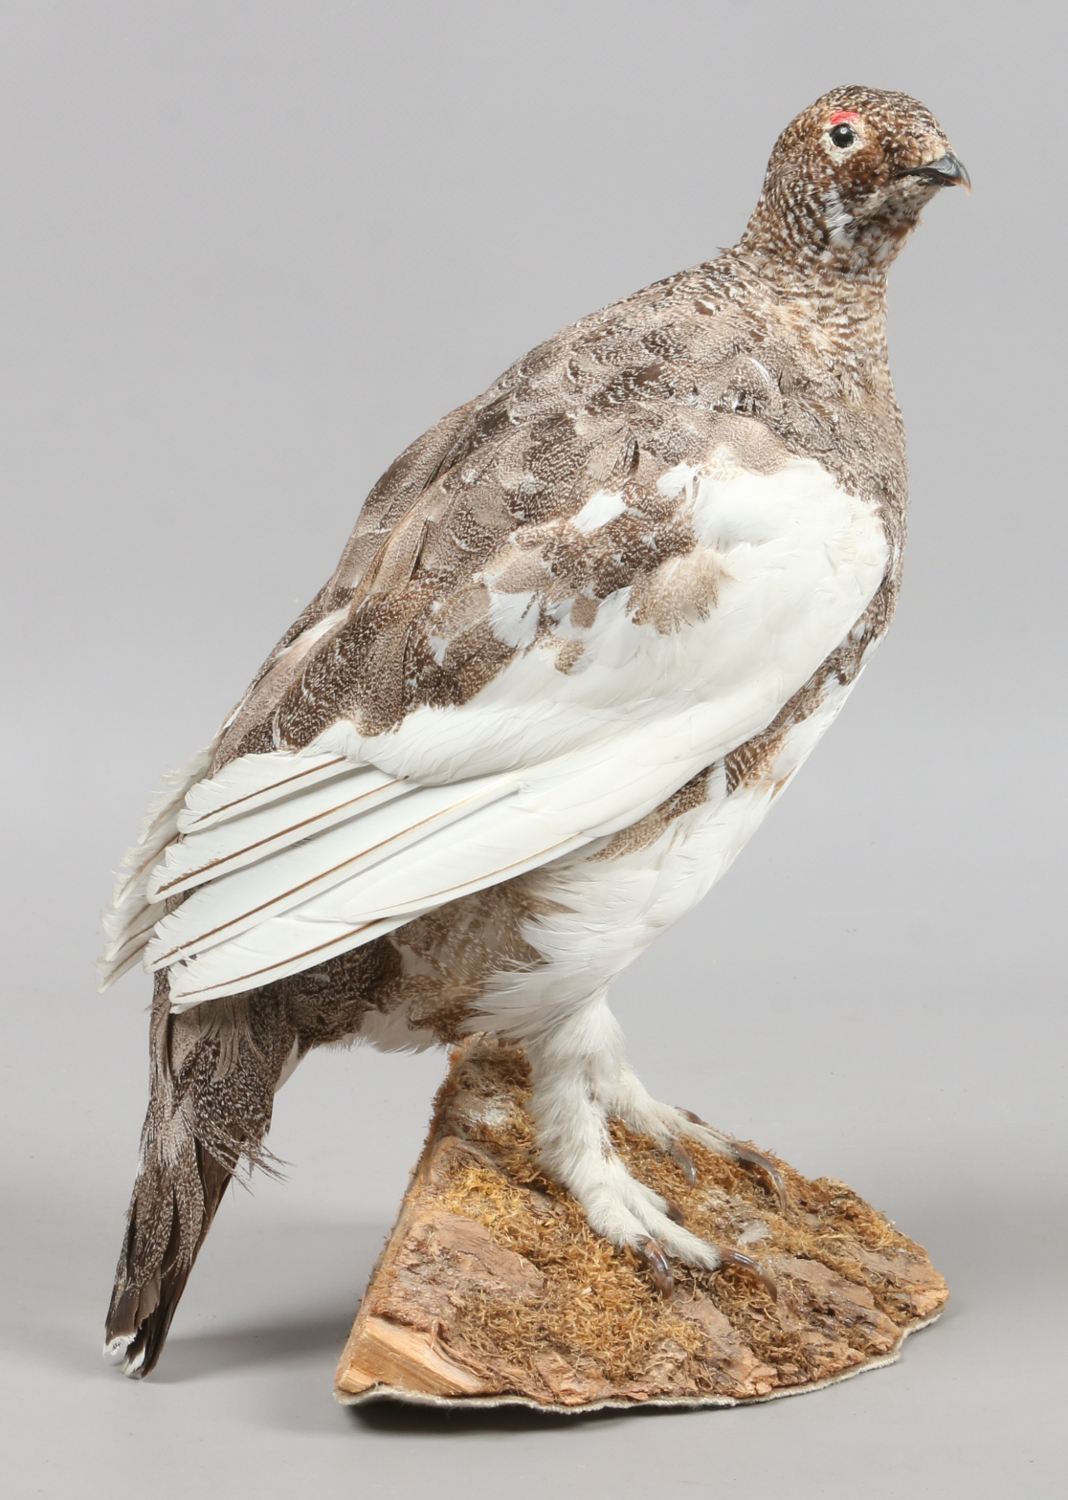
[1, 2, 1063, 1495]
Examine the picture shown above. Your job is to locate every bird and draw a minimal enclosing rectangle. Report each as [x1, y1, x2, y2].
[99, 85, 967, 1377]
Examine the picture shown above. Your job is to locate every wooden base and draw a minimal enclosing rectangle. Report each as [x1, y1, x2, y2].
[336, 1038, 947, 1411]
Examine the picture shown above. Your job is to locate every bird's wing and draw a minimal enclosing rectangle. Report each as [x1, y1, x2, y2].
[100, 304, 889, 1008]
[141, 718, 729, 1008]
[100, 443, 887, 1007]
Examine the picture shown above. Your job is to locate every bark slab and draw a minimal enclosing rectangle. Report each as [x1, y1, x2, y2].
[336, 1038, 947, 1411]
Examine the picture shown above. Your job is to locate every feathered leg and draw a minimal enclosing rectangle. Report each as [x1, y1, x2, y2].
[105, 976, 296, 1378]
[523, 993, 776, 1298]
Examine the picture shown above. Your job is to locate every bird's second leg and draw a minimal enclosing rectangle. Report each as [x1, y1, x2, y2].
[522, 994, 775, 1298]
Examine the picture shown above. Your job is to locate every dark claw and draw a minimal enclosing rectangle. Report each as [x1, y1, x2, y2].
[666, 1141, 698, 1186]
[678, 1107, 788, 1212]
[731, 1144, 789, 1214]
[664, 1199, 686, 1226]
[634, 1236, 675, 1298]
[718, 1248, 778, 1301]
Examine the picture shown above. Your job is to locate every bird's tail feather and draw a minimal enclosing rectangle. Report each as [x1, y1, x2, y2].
[105, 1140, 232, 1377]
[105, 979, 295, 1378]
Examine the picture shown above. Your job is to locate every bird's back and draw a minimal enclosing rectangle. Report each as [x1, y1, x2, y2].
[213, 252, 906, 775]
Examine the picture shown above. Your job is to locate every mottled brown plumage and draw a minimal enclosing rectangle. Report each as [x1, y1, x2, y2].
[105, 86, 966, 1376]
[215, 86, 958, 766]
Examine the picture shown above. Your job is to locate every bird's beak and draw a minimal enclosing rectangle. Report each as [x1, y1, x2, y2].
[898, 152, 971, 193]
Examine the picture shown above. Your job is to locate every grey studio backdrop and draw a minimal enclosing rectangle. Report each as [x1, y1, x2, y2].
[1, 2, 1063, 1496]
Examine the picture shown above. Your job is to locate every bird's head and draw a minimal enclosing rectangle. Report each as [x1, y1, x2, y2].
[739, 86, 968, 280]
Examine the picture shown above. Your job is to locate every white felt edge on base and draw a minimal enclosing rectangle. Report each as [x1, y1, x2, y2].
[335, 1309, 945, 1414]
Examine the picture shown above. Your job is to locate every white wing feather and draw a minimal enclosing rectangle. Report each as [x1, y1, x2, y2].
[149, 764, 407, 899]
[96, 738, 220, 988]
[144, 768, 523, 971]
[177, 751, 354, 833]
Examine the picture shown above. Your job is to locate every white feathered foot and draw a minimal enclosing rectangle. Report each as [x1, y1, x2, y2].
[522, 995, 780, 1299]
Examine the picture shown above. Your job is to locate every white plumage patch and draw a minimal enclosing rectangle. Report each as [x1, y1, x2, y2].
[571, 488, 627, 533]
[486, 588, 541, 649]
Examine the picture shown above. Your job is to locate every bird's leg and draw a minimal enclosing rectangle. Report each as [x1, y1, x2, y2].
[522, 994, 774, 1298]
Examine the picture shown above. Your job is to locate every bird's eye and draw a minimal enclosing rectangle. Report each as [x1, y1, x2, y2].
[830, 124, 856, 149]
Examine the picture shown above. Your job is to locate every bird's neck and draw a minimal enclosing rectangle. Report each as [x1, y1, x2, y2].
[726, 243, 891, 373]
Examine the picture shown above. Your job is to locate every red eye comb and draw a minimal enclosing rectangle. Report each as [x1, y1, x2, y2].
[829, 111, 860, 126]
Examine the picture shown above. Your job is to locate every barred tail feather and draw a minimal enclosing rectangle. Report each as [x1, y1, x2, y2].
[105, 1140, 232, 1378]
[104, 977, 296, 1378]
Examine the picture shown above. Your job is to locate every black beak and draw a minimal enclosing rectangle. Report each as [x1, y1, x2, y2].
[898, 152, 971, 192]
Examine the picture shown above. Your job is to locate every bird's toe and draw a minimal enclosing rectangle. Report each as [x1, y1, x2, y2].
[730, 1142, 788, 1213]
[717, 1247, 779, 1300]
[634, 1236, 675, 1297]
[664, 1138, 698, 1186]
[627, 1219, 777, 1301]
[677, 1107, 788, 1211]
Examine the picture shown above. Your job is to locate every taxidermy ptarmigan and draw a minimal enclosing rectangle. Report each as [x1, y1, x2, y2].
[100, 86, 967, 1376]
